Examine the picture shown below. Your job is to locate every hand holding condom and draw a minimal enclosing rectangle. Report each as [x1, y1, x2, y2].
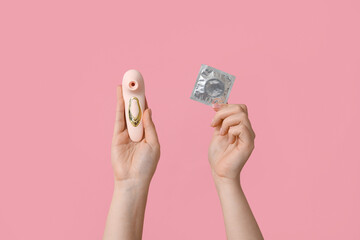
[208, 103, 256, 181]
[190, 65, 255, 180]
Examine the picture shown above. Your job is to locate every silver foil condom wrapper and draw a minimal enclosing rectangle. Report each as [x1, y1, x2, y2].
[190, 64, 235, 105]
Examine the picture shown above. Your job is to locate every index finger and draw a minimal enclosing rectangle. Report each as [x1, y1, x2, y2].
[211, 104, 247, 127]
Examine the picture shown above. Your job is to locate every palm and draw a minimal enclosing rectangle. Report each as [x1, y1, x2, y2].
[111, 85, 160, 183]
[112, 128, 159, 183]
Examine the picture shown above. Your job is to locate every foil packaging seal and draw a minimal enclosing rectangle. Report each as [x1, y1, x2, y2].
[190, 64, 236, 105]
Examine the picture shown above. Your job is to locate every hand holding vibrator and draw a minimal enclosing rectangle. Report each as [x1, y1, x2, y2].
[122, 69, 145, 142]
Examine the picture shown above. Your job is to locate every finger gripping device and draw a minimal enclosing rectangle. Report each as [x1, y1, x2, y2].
[122, 69, 145, 142]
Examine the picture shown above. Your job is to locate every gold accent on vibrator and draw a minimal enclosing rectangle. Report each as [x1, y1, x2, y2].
[128, 97, 142, 127]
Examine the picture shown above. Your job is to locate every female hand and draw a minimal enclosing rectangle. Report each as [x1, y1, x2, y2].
[208, 104, 263, 240]
[111, 85, 160, 186]
[209, 103, 256, 182]
[104, 85, 160, 240]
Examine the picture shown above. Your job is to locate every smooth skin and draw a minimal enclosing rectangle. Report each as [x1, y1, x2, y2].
[210, 103, 263, 240]
[103, 85, 160, 240]
[103, 85, 263, 240]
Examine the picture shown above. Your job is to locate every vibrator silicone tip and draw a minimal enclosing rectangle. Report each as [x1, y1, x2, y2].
[122, 69, 144, 92]
[122, 69, 146, 142]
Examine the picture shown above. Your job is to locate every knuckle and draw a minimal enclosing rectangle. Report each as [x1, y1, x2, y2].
[239, 124, 247, 130]
[234, 104, 243, 112]
[228, 127, 235, 135]
[244, 139, 255, 149]
[240, 104, 248, 112]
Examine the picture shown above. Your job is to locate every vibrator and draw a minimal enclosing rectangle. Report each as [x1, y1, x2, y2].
[122, 69, 145, 142]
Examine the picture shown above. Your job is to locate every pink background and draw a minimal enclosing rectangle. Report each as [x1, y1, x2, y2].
[1, 0, 359, 239]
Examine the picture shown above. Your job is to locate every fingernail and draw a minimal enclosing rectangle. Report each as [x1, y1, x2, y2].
[212, 103, 220, 110]
[210, 118, 215, 126]
[220, 127, 225, 135]
[149, 108, 152, 117]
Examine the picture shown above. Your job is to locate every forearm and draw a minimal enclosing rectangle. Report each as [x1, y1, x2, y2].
[103, 180, 150, 240]
[214, 175, 263, 240]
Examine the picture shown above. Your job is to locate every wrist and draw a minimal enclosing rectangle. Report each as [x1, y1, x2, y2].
[213, 177, 243, 199]
[114, 179, 150, 195]
[211, 170, 241, 189]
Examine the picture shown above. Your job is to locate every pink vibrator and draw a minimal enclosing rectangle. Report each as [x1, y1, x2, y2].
[122, 69, 146, 142]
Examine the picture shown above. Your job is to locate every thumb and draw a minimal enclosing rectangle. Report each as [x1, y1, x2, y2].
[143, 108, 159, 147]
[211, 102, 227, 112]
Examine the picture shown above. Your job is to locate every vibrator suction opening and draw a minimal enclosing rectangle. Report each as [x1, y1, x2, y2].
[128, 80, 138, 90]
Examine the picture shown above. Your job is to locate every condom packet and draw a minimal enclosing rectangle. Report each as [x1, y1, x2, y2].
[190, 64, 236, 106]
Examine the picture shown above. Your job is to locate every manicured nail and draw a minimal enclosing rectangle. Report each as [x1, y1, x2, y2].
[149, 108, 152, 117]
[210, 118, 215, 126]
